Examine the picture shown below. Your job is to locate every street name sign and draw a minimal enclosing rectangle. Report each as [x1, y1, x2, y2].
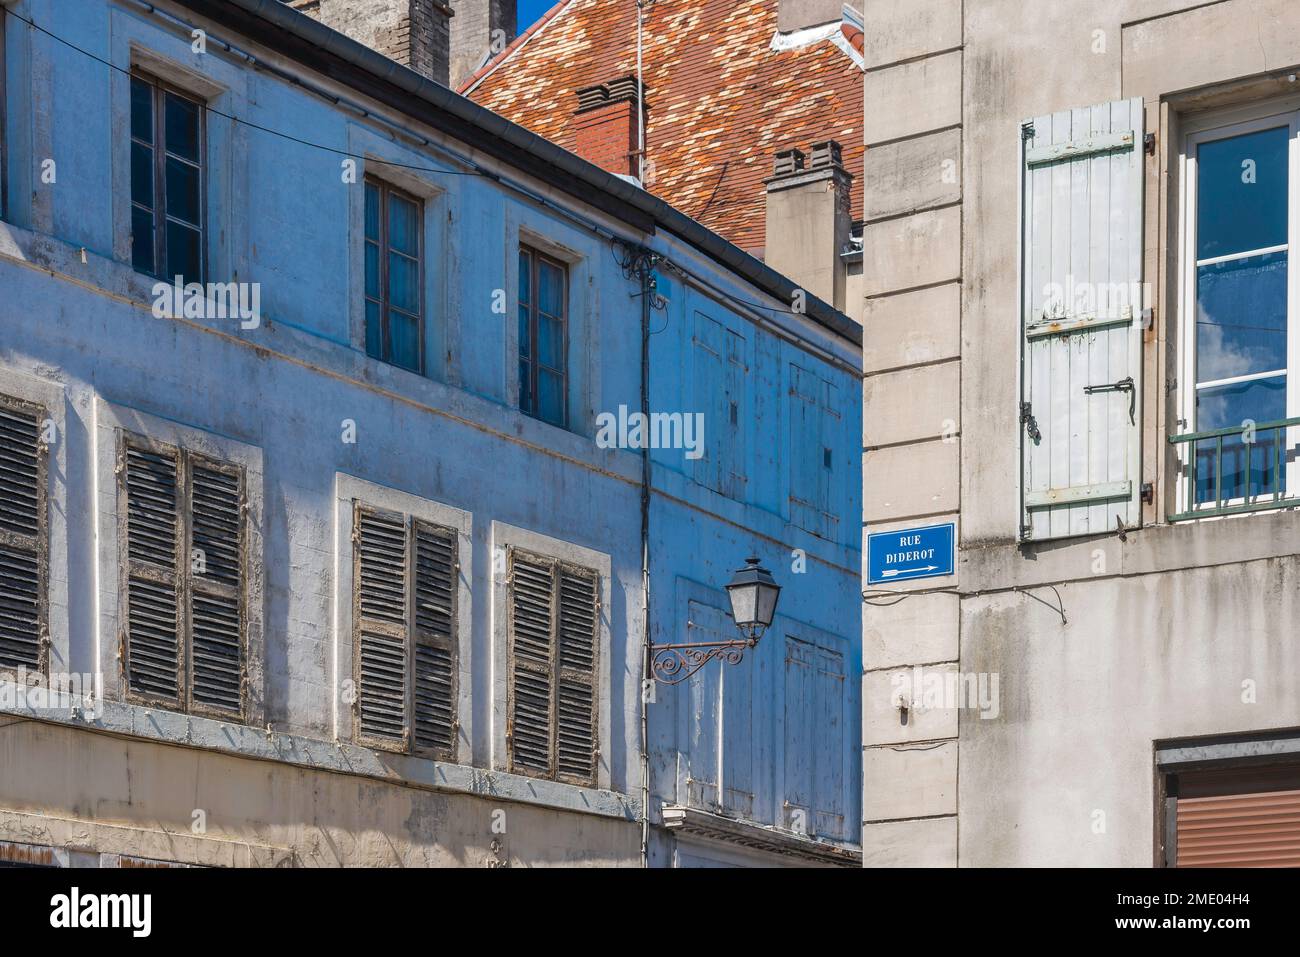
[866, 523, 955, 585]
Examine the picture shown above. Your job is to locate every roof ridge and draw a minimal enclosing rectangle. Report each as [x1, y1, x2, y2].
[458, 0, 574, 95]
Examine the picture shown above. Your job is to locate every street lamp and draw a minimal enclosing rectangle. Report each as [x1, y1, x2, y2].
[650, 557, 781, 685]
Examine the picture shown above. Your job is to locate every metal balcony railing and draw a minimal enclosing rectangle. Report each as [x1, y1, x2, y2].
[1168, 416, 1300, 521]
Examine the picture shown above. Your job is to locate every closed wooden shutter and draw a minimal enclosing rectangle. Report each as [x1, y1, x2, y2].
[1176, 788, 1300, 867]
[790, 364, 840, 541]
[556, 565, 597, 783]
[353, 505, 409, 749]
[508, 552, 554, 775]
[188, 458, 244, 715]
[1019, 98, 1145, 540]
[693, 312, 748, 499]
[784, 635, 846, 839]
[508, 550, 599, 786]
[412, 520, 457, 758]
[0, 396, 47, 673]
[123, 443, 182, 702]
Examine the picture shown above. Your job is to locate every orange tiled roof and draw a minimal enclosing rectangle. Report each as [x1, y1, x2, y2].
[463, 0, 863, 255]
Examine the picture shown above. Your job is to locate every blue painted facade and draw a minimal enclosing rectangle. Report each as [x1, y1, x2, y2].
[0, 0, 860, 866]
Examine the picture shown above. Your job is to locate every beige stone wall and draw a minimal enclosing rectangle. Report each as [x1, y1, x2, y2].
[863, 0, 1300, 866]
[0, 719, 638, 867]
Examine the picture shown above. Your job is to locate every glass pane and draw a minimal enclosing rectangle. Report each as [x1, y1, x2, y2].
[365, 300, 382, 359]
[365, 241, 380, 298]
[538, 314, 564, 370]
[518, 359, 533, 414]
[364, 182, 380, 242]
[1197, 126, 1289, 260]
[164, 92, 201, 162]
[518, 306, 531, 359]
[1195, 250, 1287, 382]
[538, 258, 564, 318]
[131, 141, 154, 209]
[387, 252, 419, 314]
[1194, 375, 1287, 504]
[130, 77, 153, 144]
[131, 206, 155, 275]
[538, 369, 565, 426]
[518, 250, 531, 305]
[389, 310, 420, 372]
[387, 193, 420, 256]
[165, 221, 201, 284]
[165, 157, 201, 226]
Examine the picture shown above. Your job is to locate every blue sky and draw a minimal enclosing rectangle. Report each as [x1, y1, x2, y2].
[518, 0, 554, 31]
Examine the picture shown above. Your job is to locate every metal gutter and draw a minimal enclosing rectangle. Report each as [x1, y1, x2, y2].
[170, 0, 861, 348]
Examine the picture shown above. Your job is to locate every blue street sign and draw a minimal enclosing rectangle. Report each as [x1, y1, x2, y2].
[867, 523, 955, 585]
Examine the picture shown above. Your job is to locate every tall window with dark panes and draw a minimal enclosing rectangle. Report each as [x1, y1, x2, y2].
[1186, 117, 1296, 506]
[364, 178, 423, 372]
[518, 246, 568, 427]
[130, 74, 204, 283]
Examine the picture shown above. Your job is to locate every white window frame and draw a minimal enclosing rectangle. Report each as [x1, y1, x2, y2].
[1177, 105, 1300, 516]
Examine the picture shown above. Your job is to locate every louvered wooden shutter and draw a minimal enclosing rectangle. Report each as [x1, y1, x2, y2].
[556, 565, 597, 783]
[353, 505, 409, 749]
[123, 443, 182, 702]
[412, 520, 457, 758]
[0, 396, 47, 673]
[508, 551, 599, 785]
[1020, 98, 1145, 540]
[508, 552, 554, 774]
[188, 458, 244, 715]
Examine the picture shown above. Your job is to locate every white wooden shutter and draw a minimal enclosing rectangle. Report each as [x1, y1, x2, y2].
[1020, 97, 1145, 540]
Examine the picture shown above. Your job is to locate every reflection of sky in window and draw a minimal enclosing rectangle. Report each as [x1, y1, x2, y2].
[1196, 251, 1287, 382]
[1197, 126, 1288, 259]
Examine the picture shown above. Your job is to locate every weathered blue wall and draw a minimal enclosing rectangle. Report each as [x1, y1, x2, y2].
[0, 0, 860, 862]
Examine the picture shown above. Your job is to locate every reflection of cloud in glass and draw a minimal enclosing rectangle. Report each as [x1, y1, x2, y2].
[1196, 251, 1287, 382]
[1196, 309, 1271, 380]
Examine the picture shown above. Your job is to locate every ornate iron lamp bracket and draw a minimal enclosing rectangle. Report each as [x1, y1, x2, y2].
[649, 636, 757, 685]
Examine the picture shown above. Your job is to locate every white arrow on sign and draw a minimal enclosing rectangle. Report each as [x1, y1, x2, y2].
[879, 565, 939, 578]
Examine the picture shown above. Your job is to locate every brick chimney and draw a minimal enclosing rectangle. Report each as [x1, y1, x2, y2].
[449, 1, 517, 89]
[764, 140, 854, 312]
[573, 76, 646, 180]
[287, 0, 454, 86]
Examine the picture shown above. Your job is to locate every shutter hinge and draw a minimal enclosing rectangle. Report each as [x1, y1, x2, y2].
[1141, 482, 1154, 505]
[1144, 132, 1156, 155]
[1021, 121, 1035, 141]
[1020, 402, 1041, 442]
[1140, 307, 1155, 330]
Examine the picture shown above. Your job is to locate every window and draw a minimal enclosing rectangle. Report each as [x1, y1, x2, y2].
[507, 549, 597, 786]
[518, 246, 568, 427]
[130, 73, 205, 283]
[352, 503, 458, 759]
[120, 434, 245, 717]
[0, 393, 48, 676]
[1179, 114, 1299, 516]
[364, 178, 423, 372]
[692, 312, 747, 498]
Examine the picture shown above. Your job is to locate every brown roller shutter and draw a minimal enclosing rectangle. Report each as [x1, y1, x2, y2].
[1176, 788, 1300, 867]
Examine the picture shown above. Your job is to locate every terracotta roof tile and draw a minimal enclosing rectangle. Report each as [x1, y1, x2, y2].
[464, 0, 863, 254]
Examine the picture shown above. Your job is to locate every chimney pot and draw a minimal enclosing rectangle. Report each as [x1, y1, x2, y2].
[809, 140, 843, 170]
[773, 148, 806, 177]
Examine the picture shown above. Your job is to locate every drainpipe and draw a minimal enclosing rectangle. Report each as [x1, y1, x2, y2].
[621, 242, 662, 867]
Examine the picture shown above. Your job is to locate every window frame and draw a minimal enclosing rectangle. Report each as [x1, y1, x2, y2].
[505, 546, 599, 788]
[349, 500, 460, 762]
[129, 69, 207, 284]
[0, 391, 49, 681]
[1176, 108, 1300, 517]
[517, 244, 570, 428]
[117, 430, 248, 721]
[364, 176, 425, 374]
